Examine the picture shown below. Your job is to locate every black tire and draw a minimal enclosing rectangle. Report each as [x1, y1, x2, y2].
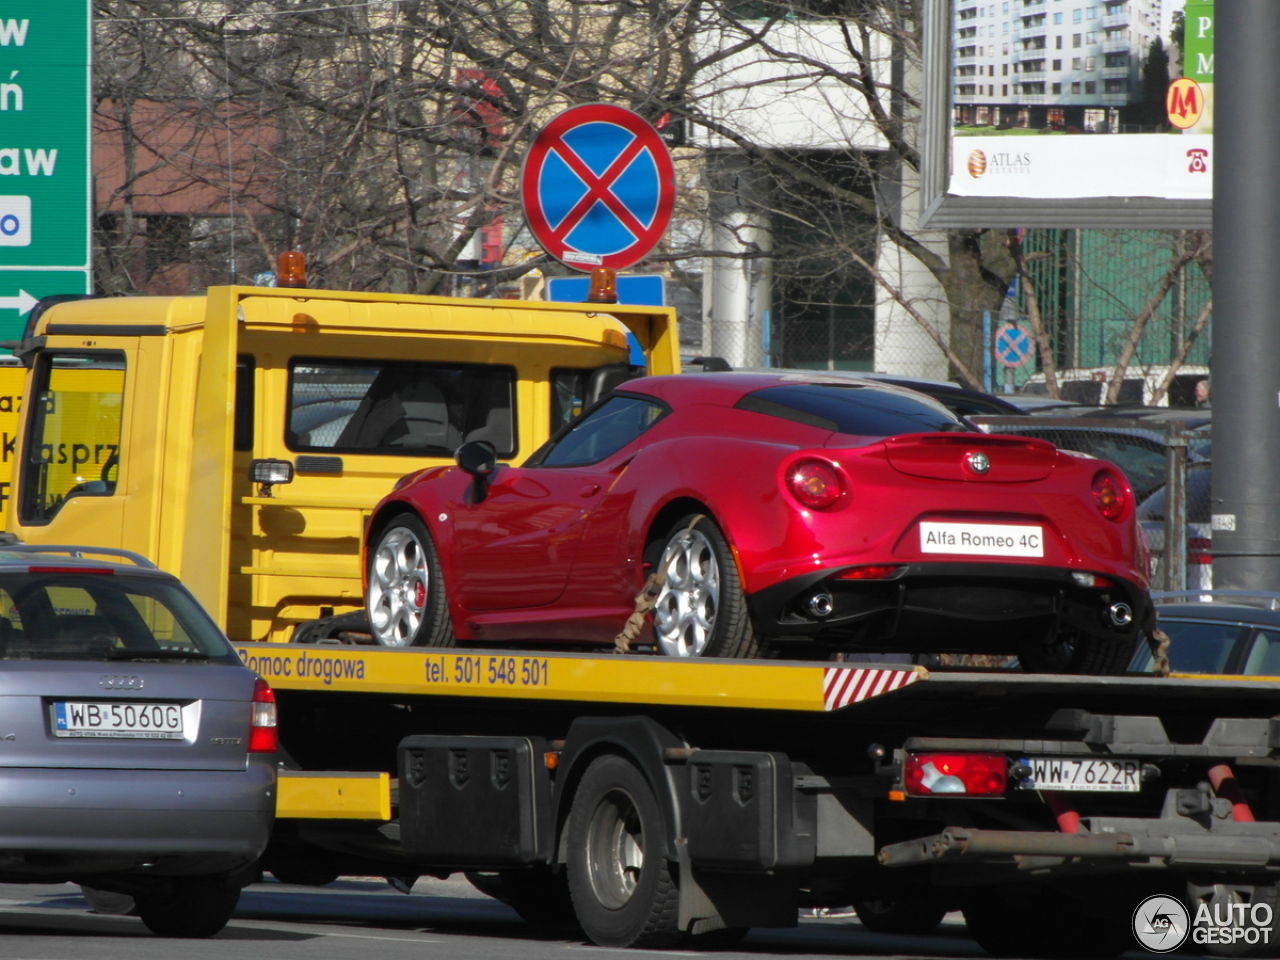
[498, 867, 580, 926]
[963, 884, 1129, 958]
[1187, 880, 1280, 958]
[134, 875, 241, 938]
[646, 513, 761, 658]
[79, 884, 137, 915]
[566, 754, 683, 948]
[366, 513, 455, 647]
[854, 890, 947, 934]
[269, 866, 340, 887]
[1017, 626, 1132, 675]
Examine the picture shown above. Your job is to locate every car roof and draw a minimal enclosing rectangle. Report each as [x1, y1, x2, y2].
[1154, 592, 1280, 627]
[0, 544, 164, 576]
[623, 371, 961, 409]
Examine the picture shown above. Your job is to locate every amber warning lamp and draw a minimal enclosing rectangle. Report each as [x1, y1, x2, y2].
[586, 267, 618, 304]
[276, 250, 307, 288]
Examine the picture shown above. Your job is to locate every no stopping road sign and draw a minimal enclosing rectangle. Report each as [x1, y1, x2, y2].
[521, 104, 675, 272]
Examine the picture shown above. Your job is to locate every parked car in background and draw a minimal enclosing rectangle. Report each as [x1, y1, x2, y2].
[1018, 365, 1211, 407]
[1136, 461, 1213, 590]
[1131, 592, 1280, 675]
[365, 372, 1152, 673]
[0, 545, 277, 937]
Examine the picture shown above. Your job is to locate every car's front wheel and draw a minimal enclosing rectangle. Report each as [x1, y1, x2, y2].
[366, 514, 455, 647]
[647, 514, 761, 658]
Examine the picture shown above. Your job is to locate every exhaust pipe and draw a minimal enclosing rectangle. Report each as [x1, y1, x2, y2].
[1108, 602, 1133, 627]
[806, 592, 834, 619]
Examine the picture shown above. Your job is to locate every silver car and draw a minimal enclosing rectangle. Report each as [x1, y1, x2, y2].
[0, 545, 276, 937]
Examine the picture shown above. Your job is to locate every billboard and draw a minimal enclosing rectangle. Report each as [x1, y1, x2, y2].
[920, 0, 1213, 228]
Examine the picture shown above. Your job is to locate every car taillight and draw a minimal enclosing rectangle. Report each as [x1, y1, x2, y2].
[836, 564, 903, 580]
[1189, 537, 1212, 565]
[903, 753, 1007, 796]
[249, 678, 278, 753]
[787, 459, 843, 510]
[1091, 470, 1128, 522]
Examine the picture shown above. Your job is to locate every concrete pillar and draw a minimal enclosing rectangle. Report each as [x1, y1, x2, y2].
[706, 152, 772, 368]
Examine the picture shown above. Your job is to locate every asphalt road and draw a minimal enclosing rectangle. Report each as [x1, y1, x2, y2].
[0, 875, 1158, 960]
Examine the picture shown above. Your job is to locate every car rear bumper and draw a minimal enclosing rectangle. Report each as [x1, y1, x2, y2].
[0, 763, 274, 877]
[748, 562, 1152, 652]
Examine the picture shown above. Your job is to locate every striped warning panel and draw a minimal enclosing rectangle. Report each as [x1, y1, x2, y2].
[822, 666, 921, 711]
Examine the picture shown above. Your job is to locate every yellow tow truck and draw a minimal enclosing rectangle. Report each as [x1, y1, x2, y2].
[2, 278, 678, 643]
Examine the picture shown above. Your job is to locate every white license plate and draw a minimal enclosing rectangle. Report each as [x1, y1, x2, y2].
[920, 521, 1044, 558]
[1017, 757, 1141, 792]
[53, 701, 183, 739]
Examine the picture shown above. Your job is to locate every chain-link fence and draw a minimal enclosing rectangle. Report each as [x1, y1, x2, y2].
[973, 415, 1212, 592]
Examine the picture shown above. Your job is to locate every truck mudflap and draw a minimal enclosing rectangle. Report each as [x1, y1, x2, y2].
[880, 822, 1280, 870]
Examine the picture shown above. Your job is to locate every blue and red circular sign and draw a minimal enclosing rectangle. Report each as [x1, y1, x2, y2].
[521, 104, 675, 272]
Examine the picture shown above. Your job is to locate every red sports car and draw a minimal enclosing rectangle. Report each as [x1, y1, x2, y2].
[362, 373, 1152, 673]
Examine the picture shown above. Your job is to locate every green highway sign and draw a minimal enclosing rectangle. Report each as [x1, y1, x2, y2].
[0, 268, 89, 341]
[0, 3, 90, 270]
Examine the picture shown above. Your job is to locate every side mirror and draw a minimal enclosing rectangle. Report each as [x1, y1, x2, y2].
[455, 440, 497, 477]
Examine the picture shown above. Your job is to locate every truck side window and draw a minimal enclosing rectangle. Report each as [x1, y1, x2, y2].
[19, 352, 126, 525]
[286, 359, 516, 457]
[550, 368, 590, 432]
[234, 355, 254, 452]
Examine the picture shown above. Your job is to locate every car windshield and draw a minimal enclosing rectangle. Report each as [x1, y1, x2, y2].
[1137, 462, 1212, 524]
[736, 384, 966, 436]
[0, 572, 236, 662]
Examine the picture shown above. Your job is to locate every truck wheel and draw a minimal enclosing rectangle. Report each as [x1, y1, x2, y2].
[366, 514, 455, 647]
[647, 514, 761, 659]
[498, 867, 579, 926]
[1187, 880, 1280, 957]
[963, 884, 1129, 958]
[134, 875, 241, 938]
[566, 754, 683, 948]
[854, 890, 947, 934]
[1018, 627, 1131, 675]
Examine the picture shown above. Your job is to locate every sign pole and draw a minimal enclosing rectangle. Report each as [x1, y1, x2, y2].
[1212, 1, 1280, 591]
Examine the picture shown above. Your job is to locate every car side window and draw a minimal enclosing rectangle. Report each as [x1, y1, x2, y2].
[1241, 629, 1280, 676]
[1136, 620, 1246, 674]
[537, 395, 665, 468]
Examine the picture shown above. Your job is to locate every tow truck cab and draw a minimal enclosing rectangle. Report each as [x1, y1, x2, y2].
[3, 286, 679, 642]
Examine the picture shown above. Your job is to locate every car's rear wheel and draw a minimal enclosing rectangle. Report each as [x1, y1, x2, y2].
[134, 875, 241, 938]
[1018, 626, 1131, 675]
[647, 514, 761, 658]
[366, 514, 455, 647]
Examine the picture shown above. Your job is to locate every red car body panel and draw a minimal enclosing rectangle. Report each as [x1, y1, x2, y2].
[366, 373, 1151, 649]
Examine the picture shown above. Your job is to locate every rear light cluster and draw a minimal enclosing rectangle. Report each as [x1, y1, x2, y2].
[786, 459, 843, 510]
[903, 752, 1007, 796]
[249, 678, 278, 753]
[1091, 470, 1128, 522]
[1188, 537, 1212, 566]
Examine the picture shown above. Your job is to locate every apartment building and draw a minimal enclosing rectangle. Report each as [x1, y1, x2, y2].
[953, 0, 1165, 132]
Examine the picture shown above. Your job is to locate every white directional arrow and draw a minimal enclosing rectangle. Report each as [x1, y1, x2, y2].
[0, 290, 39, 315]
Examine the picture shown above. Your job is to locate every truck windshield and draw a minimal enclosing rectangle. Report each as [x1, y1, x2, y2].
[287, 359, 516, 457]
[19, 352, 125, 525]
[0, 571, 236, 662]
